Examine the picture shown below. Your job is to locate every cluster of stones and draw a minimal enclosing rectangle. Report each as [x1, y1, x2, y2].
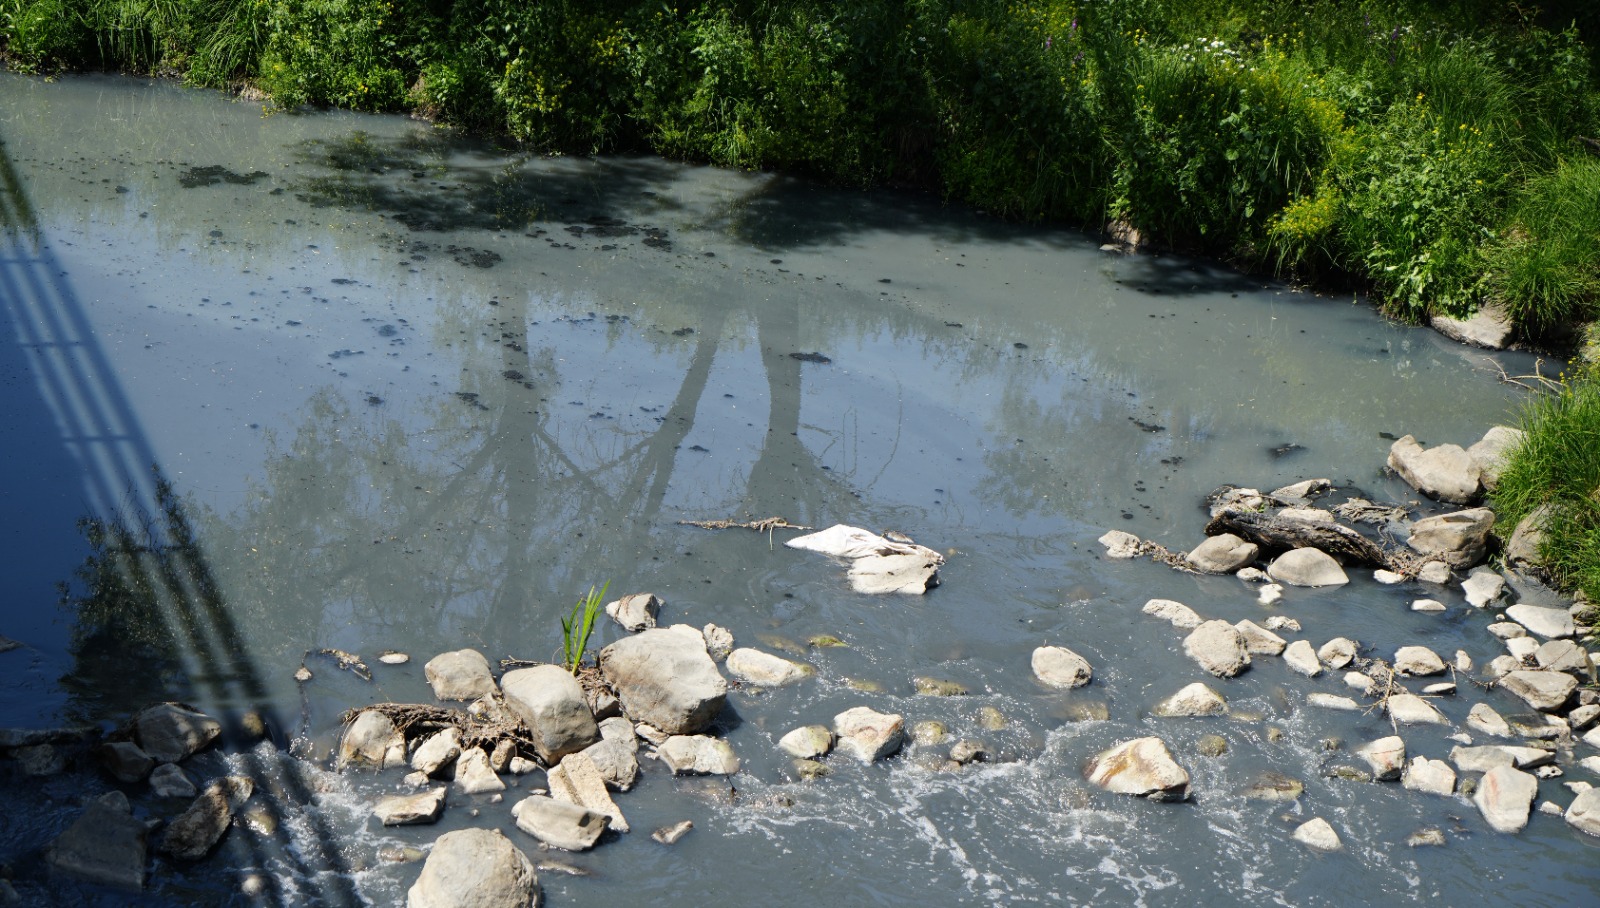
[1094, 425, 1600, 847]
[0, 703, 256, 890]
[354, 529, 949, 908]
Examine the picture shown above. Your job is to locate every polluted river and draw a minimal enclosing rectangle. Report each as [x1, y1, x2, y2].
[1, 74, 1597, 907]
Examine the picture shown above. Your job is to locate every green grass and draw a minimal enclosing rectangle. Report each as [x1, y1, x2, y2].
[561, 581, 608, 674]
[1492, 377, 1600, 602]
[5, 0, 1600, 335]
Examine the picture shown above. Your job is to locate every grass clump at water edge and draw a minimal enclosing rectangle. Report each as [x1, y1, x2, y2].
[561, 581, 608, 674]
[1492, 376, 1600, 603]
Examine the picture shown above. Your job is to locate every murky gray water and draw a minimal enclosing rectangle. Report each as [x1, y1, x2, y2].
[2, 75, 1596, 906]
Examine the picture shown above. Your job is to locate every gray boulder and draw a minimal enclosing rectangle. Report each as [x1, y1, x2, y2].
[1506, 505, 1553, 570]
[1431, 303, 1513, 350]
[374, 788, 447, 826]
[407, 828, 538, 908]
[1568, 787, 1600, 837]
[726, 648, 814, 686]
[453, 747, 505, 795]
[1318, 637, 1358, 669]
[1462, 567, 1506, 608]
[98, 741, 155, 783]
[600, 625, 727, 735]
[1084, 737, 1189, 801]
[411, 728, 462, 778]
[1031, 645, 1093, 688]
[149, 763, 197, 799]
[657, 735, 740, 775]
[1407, 509, 1494, 569]
[1387, 435, 1482, 503]
[1142, 598, 1202, 629]
[834, 707, 905, 763]
[512, 796, 608, 852]
[47, 794, 148, 890]
[1467, 426, 1524, 489]
[1185, 534, 1259, 573]
[1387, 694, 1447, 726]
[548, 751, 628, 832]
[424, 649, 496, 701]
[1151, 683, 1227, 717]
[1283, 640, 1322, 677]
[1356, 736, 1406, 781]
[339, 710, 405, 769]
[1291, 818, 1343, 852]
[1467, 703, 1514, 738]
[778, 725, 834, 760]
[605, 592, 661, 632]
[1500, 670, 1578, 711]
[1394, 646, 1447, 676]
[1234, 620, 1286, 655]
[578, 735, 639, 792]
[847, 553, 941, 594]
[1182, 620, 1251, 678]
[500, 664, 601, 764]
[1474, 765, 1538, 833]
[1507, 603, 1575, 639]
[1536, 639, 1595, 678]
[134, 703, 222, 764]
[157, 777, 254, 861]
[1267, 548, 1349, 587]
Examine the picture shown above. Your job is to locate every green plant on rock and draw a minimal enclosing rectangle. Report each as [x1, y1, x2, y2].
[561, 581, 608, 674]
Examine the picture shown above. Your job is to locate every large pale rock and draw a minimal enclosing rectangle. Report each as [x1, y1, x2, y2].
[1507, 604, 1575, 639]
[1292, 818, 1343, 852]
[778, 725, 834, 760]
[1356, 736, 1406, 781]
[1151, 683, 1227, 717]
[1536, 639, 1595, 678]
[1387, 435, 1482, 503]
[1394, 646, 1447, 676]
[834, 707, 905, 763]
[411, 728, 462, 777]
[134, 703, 222, 764]
[1268, 548, 1349, 587]
[1283, 640, 1322, 677]
[847, 553, 941, 594]
[1407, 509, 1494, 569]
[1500, 670, 1578, 711]
[149, 763, 197, 799]
[1506, 636, 1540, 662]
[1234, 620, 1286, 655]
[600, 625, 727, 735]
[1387, 694, 1448, 726]
[1142, 599, 1202, 629]
[1567, 787, 1600, 837]
[1467, 426, 1524, 489]
[657, 735, 740, 775]
[47, 796, 148, 890]
[512, 796, 608, 852]
[500, 664, 601, 764]
[1462, 568, 1507, 608]
[1474, 765, 1538, 833]
[726, 648, 814, 686]
[786, 524, 942, 561]
[578, 735, 639, 792]
[1318, 637, 1358, 669]
[1099, 529, 1143, 558]
[424, 649, 496, 701]
[547, 751, 627, 832]
[407, 828, 538, 908]
[374, 788, 447, 826]
[1186, 534, 1259, 573]
[1431, 303, 1513, 350]
[1183, 621, 1250, 678]
[1308, 693, 1362, 711]
[339, 709, 406, 769]
[1031, 646, 1093, 688]
[1084, 737, 1190, 801]
[1452, 745, 1517, 773]
[98, 741, 156, 783]
[453, 747, 505, 795]
[1506, 505, 1553, 570]
[605, 592, 661, 632]
[157, 777, 253, 861]
[1403, 757, 1457, 796]
[1468, 703, 1514, 738]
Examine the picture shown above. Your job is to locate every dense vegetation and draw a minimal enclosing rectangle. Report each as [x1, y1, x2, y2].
[7, 0, 1600, 590]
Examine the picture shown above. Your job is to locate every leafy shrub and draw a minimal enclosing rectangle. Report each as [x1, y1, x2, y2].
[1485, 158, 1600, 331]
[2, 0, 92, 70]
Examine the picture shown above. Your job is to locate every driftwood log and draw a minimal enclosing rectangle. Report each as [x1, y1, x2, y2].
[1205, 507, 1393, 568]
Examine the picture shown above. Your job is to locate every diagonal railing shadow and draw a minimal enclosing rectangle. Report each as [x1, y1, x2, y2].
[0, 133, 361, 905]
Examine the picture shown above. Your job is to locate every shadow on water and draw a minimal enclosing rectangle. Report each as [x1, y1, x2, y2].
[0, 131, 361, 906]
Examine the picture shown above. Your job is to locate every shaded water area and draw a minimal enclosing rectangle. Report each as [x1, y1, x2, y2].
[1, 74, 1596, 905]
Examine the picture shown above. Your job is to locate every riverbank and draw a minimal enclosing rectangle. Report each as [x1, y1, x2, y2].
[5, 0, 1600, 343]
